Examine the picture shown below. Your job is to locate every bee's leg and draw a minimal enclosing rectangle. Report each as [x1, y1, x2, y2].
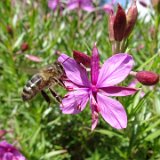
[49, 88, 62, 103]
[51, 77, 65, 88]
[58, 79, 65, 88]
[41, 90, 51, 104]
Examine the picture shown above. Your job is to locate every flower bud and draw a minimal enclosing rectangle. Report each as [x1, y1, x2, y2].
[151, 0, 160, 7]
[108, 15, 115, 42]
[151, 0, 160, 12]
[0, 130, 7, 139]
[25, 54, 42, 62]
[73, 50, 91, 67]
[113, 4, 127, 41]
[124, 0, 138, 38]
[6, 25, 13, 37]
[136, 71, 159, 85]
[139, 0, 148, 7]
[149, 26, 156, 39]
[21, 42, 29, 52]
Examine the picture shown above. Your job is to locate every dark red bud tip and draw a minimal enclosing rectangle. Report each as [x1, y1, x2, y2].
[0, 130, 7, 138]
[21, 42, 29, 52]
[73, 50, 91, 67]
[6, 25, 13, 36]
[139, 0, 148, 7]
[136, 71, 159, 85]
[113, 4, 127, 41]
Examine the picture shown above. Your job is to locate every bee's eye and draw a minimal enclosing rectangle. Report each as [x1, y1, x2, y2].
[56, 63, 63, 69]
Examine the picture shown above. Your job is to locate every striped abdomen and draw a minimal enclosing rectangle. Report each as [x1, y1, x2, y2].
[22, 74, 43, 101]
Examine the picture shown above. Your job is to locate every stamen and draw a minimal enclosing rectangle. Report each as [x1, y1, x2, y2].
[64, 94, 69, 98]
[77, 105, 81, 110]
[66, 86, 73, 91]
[91, 85, 98, 93]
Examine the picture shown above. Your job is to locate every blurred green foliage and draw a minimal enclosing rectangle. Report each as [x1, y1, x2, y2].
[0, 0, 160, 159]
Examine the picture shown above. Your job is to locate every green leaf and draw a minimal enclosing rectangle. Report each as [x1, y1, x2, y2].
[145, 130, 160, 141]
[40, 150, 67, 159]
[94, 129, 125, 139]
[13, 32, 25, 49]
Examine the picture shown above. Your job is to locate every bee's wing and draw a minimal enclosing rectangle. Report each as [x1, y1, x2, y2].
[19, 66, 40, 75]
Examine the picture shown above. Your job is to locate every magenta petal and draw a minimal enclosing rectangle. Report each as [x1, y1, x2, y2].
[0, 141, 26, 160]
[91, 110, 98, 131]
[58, 54, 90, 87]
[67, 0, 78, 10]
[91, 44, 100, 85]
[128, 79, 145, 97]
[97, 53, 134, 87]
[81, 6, 94, 12]
[48, 0, 58, 11]
[3, 153, 14, 160]
[100, 86, 138, 97]
[97, 93, 127, 129]
[60, 89, 89, 114]
[81, 0, 94, 12]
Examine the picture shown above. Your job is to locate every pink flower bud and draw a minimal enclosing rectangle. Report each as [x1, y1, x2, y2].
[25, 54, 43, 62]
[149, 26, 156, 39]
[124, 0, 138, 39]
[0, 130, 7, 139]
[21, 42, 29, 52]
[136, 71, 159, 85]
[113, 4, 127, 41]
[108, 15, 115, 42]
[151, 0, 160, 12]
[73, 50, 91, 67]
[151, 0, 160, 7]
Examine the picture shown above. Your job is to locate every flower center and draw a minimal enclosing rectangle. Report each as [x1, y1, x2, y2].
[91, 85, 98, 93]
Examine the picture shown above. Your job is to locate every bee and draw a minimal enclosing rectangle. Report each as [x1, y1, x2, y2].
[22, 61, 65, 104]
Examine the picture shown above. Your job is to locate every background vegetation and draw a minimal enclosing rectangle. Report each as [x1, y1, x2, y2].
[0, 0, 160, 159]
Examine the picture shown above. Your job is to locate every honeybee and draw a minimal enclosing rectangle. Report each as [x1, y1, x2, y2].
[22, 61, 65, 103]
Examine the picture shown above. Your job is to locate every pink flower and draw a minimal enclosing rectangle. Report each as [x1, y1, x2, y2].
[0, 141, 26, 160]
[58, 45, 137, 130]
[103, 4, 114, 14]
[67, 0, 94, 12]
[48, 0, 61, 11]
[102, 0, 116, 14]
